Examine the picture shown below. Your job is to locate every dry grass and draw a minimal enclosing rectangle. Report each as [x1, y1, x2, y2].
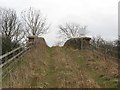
[2, 45, 118, 88]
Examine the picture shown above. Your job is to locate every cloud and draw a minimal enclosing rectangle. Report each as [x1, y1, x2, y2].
[0, 0, 119, 46]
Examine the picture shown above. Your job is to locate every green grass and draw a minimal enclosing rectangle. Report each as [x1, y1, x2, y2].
[44, 48, 58, 87]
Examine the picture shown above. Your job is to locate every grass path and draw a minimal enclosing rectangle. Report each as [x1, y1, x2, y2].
[2, 45, 118, 88]
[42, 48, 58, 88]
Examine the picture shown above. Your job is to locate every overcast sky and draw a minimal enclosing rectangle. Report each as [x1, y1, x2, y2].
[0, 0, 119, 46]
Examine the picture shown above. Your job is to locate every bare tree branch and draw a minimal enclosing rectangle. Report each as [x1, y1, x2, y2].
[21, 7, 50, 36]
[58, 22, 87, 39]
[0, 8, 25, 54]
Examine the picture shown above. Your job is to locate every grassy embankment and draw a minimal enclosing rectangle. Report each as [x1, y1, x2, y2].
[2, 44, 118, 88]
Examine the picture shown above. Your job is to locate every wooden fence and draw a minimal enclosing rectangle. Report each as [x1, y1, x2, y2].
[0, 42, 33, 79]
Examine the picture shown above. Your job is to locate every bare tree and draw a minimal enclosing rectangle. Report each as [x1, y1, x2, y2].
[91, 36, 119, 58]
[0, 8, 25, 54]
[21, 7, 50, 36]
[58, 23, 87, 39]
[91, 36, 106, 48]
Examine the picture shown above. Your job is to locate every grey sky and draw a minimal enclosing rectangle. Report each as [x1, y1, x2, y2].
[0, 0, 119, 46]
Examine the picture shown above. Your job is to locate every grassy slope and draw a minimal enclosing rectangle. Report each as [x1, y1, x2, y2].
[2, 44, 118, 88]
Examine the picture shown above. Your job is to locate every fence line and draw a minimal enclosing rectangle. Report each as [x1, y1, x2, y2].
[0, 42, 33, 79]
